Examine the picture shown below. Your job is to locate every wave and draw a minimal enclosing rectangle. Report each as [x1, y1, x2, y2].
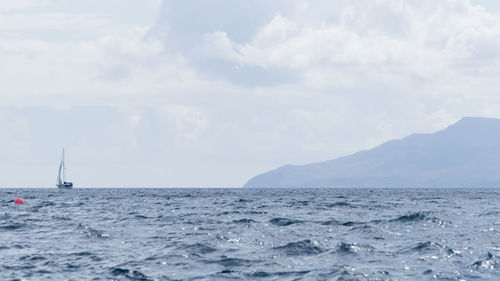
[77, 223, 109, 239]
[321, 219, 341, 226]
[70, 251, 93, 256]
[218, 211, 241, 216]
[479, 211, 500, 217]
[246, 270, 310, 278]
[0, 213, 11, 220]
[319, 265, 369, 280]
[336, 242, 374, 255]
[272, 240, 323, 256]
[245, 211, 267, 215]
[269, 218, 303, 226]
[133, 214, 155, 219]
[41, 201, 56, 207]
[109, 267, 151, 281]
[184, 243, 217, 255]
[2, 264, 36, 271]
[0, 222, 26, 230]
[326, 202, 351, 208]
[471, 252, 498, 270]
[342, 221, 365, 226]
[51, 215, 71, 221]
[320, 219, 376, 227]
[204, 257, 257, 267]
[12, 244, 29, 249]
[287, 200, 310, 207]
[392, 212, 430, 222]
[398, 241, 443, 254]
[232, 219, 256, 224]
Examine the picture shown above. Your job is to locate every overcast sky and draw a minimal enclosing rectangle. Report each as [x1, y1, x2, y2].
[2, 0, 500, 187]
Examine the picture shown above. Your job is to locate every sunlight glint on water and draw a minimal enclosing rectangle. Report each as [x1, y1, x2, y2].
[0, 188, 499, 280]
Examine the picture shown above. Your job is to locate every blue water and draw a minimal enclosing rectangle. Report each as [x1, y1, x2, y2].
[1, 188, 499, 280]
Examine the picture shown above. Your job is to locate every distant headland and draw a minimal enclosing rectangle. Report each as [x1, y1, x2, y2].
[244, 117, 500, 188]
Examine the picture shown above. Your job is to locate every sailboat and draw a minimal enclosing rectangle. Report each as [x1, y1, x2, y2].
[57, 149, 73, 189]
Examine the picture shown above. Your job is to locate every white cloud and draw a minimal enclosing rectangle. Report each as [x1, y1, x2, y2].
[195, 0, 500, 81]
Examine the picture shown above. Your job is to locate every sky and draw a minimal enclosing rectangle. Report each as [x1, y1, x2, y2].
[2, 0, 500, 187]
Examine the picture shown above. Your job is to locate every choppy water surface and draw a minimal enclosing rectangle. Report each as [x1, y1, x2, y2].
[1, 188, 500, 280]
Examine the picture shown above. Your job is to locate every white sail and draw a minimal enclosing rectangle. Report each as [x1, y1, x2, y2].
[57, 160, 63, 185]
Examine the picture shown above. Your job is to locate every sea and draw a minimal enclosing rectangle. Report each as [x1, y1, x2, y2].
[1, 188, 499, 280]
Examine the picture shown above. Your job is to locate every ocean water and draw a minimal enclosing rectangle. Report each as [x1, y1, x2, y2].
[1, 188, 500, 280]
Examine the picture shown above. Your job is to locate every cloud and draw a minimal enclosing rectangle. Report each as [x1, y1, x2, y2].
[189, 0, 500, 81]
[2, 0, 500, 186]
[155, 0, 303, 48]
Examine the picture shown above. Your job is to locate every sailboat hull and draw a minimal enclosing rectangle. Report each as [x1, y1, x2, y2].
[57, 182, 73, 189]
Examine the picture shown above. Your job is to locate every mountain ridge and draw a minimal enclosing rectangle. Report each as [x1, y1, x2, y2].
[244, 117, 500, 188]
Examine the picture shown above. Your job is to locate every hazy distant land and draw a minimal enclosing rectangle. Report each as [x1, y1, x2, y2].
[244, 117, 500, 188]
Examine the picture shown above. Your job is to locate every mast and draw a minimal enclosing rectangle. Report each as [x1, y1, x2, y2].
[62, 148, 66, 182]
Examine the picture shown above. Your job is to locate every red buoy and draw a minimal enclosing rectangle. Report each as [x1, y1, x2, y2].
[14, 198, 24, 204]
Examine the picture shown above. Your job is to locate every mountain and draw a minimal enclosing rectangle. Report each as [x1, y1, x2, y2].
[244, 117, 500, 188]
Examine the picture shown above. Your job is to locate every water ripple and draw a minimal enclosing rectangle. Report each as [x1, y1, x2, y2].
[0, 188, 499, 280]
